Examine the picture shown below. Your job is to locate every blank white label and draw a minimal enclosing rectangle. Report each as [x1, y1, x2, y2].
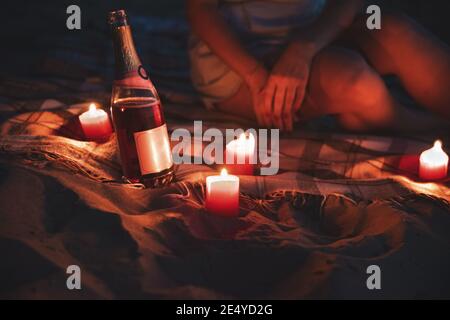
[134, 124, 173, 175]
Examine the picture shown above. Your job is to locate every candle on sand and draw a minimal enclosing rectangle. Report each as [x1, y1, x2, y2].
[79, 103, 113, 142]
[419, 140, 448, 181]
[205, 168, 239, 217]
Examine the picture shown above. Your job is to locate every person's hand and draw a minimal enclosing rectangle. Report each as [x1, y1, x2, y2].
[244, 63, 269, 127]
[263, 43, 315, 132]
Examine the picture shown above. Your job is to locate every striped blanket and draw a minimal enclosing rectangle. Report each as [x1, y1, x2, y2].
[1, 98, 449, 205]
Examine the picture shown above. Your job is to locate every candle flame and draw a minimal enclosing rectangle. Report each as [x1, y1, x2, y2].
[220, 168, 228, 176]
[88, 103, 97, 113]
[421, 139, 448, 166]
[234, 132, 256, 151]
[434, 140, 443, 150]
[237, 132, 255, 143]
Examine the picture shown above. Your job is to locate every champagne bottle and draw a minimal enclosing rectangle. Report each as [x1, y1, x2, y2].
[108, 10, 174, 188]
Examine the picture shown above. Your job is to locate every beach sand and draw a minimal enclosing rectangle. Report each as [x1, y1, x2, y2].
[1, 163, 450, 299]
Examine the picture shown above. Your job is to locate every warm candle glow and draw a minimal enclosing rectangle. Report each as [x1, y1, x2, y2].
[419, 140, 448, 181]
[205, 168, 240, 217]
[236, 133, 255, 152]
[85, 103, 105, 117]
[79, 103, 113, 142]
[225, 132, 256, 175]
[89, 103, 96, 112]
[421, 140, 447, 165]
[221, 168, 228, 176]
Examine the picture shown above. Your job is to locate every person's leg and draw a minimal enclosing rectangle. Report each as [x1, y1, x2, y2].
[348, 12, 450, 119]
[215, 82, 256, 121]
[217, 47, 445, 133]
[300, 47, 446, 132]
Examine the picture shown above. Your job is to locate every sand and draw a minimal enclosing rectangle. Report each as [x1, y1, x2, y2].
[1, 162, 449, 299]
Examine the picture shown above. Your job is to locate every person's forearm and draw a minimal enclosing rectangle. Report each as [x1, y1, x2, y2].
[187, 0, 262, 81]
[290, 0, 364, 55]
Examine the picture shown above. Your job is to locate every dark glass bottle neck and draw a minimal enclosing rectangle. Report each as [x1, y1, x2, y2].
[111, 25, 142, 78]
[108, 10, 128, 28]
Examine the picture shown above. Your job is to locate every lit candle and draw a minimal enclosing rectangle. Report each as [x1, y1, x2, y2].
[225, 133, 256, 175]
[419, 140, 448, 181]
[205, 168, 240, 217]
[79, 103, 113, 142]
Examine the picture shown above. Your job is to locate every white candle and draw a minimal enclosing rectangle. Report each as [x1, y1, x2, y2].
[419, 140, 449, 181]
[205, 168, 240, 217]
[79, 103, 113, 142]
[225, 133, 256, 175]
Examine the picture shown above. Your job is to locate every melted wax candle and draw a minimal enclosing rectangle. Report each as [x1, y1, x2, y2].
[79, 103, 113, 142]
[419, 140, 448, 181]
[205, 169, 239, 217]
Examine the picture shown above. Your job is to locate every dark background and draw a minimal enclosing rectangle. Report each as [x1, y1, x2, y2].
[0, 0, 449, 75]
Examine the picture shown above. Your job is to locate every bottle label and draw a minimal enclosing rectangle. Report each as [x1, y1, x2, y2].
[134, 124, 173, 175]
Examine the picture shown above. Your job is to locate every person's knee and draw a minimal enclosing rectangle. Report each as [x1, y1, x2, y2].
[344, 62, 384, 106]
[313, 48, 382, 106]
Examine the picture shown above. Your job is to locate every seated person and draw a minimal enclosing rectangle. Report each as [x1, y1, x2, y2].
[187, 0, 450, 133]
